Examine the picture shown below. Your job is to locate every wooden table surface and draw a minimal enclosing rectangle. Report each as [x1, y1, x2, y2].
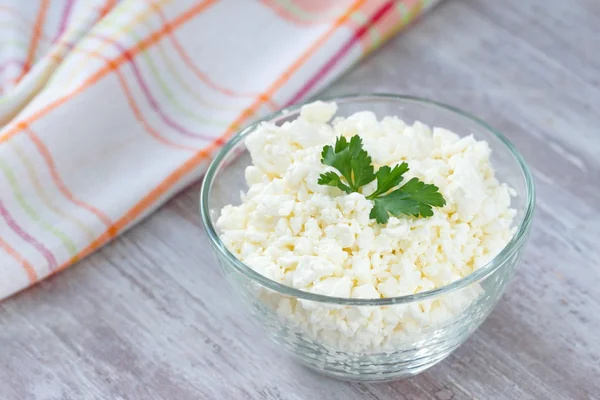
[2, 0, 599, 399]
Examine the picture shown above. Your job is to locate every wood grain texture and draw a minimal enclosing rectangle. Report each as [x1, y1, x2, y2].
[2, 0, 600, 398]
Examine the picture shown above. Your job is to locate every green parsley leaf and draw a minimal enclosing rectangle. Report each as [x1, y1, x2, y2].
[317, 171, 352, 194]
[366, 162, 409, 199]
[399, 177, 447, 209]
[320, 135, 375, 192]
[369, 178, 446, 223]
[317, 135, 446, 224]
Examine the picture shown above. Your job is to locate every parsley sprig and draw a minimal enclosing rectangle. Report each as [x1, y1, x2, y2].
[318, 135, 446, 224]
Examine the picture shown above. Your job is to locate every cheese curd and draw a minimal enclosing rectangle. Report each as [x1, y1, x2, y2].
[217, 101, 516, 353]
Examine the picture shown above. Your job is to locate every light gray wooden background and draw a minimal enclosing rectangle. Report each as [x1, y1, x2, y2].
[2, 0, 599, 399]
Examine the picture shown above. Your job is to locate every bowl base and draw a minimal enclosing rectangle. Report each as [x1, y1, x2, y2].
[294, 348, 455, 382]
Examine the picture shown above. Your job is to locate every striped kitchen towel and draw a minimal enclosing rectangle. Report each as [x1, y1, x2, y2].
[0, 0, 441, 300]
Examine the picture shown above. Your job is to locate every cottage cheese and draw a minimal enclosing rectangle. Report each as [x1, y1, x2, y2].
[217, 101, 516, 353]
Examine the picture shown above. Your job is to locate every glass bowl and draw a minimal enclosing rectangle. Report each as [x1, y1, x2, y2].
[200, 94, 535, 382]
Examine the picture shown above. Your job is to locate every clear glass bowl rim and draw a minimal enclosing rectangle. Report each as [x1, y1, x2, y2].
[200, 93, 536, 306]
